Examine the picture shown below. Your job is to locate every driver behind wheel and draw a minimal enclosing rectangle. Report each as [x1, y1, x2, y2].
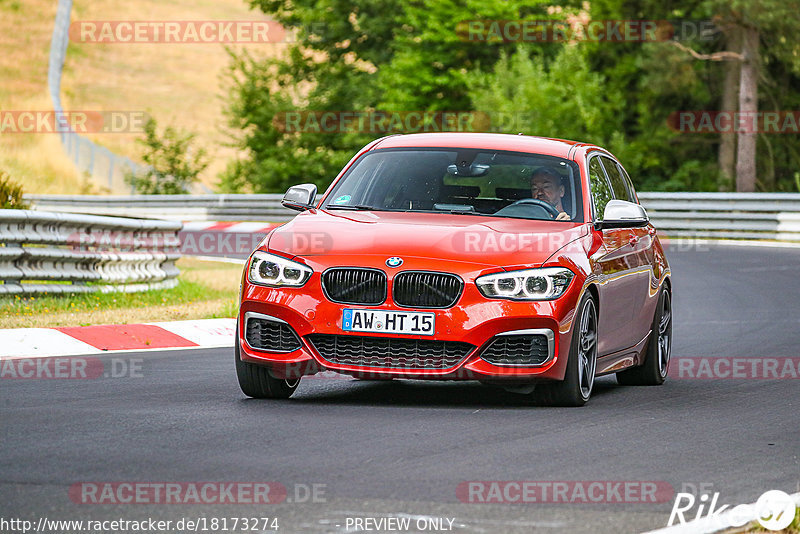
[531, 168, 571, 221]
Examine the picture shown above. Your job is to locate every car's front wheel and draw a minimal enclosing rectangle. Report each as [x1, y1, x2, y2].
[235, 340, 300, 399]
[535, 293, 598, 407]
[616, 288, 672, 386]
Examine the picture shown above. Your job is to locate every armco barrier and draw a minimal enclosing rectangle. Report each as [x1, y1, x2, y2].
[638, 192, 800, 242]
[24, 192, 800, 242]
[0, 210, 182, 295]
[27, 194, 292, 222]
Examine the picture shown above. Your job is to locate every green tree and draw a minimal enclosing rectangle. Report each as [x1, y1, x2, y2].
[0, 171, 29, 209]
[221, 0, 562, 193]
[588, 0, 800, 192]
[126, 118, 208, 195]
[223, 0, 800, 193]
[711, 0, 800, 191]
[469, 45, 626, 152]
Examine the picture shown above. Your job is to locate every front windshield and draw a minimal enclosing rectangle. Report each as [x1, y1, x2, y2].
[322, 148, 584, 222]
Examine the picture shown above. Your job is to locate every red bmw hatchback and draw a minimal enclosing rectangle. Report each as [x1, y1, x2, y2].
[236, 133, 672, 406]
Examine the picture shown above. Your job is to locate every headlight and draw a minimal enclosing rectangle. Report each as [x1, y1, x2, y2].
[476, 267, 574, 300]
[248, 251, 313, 287]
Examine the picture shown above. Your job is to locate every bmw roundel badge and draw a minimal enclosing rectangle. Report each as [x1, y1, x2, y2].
[386, 257, 403, 268]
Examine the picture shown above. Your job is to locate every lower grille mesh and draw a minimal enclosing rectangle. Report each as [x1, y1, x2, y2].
[245, 316, 302, 352]
[480, 334, 550, 366]
[307, 334, 474, 370]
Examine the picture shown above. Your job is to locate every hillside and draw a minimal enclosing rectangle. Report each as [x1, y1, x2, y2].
[0, 0, 85, 193]
[1, 0, 283, 194]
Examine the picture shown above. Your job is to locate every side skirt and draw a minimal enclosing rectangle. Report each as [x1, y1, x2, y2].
[595, 330, 651, 376]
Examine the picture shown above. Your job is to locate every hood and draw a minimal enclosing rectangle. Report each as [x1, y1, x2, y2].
[267, 209, 588, 268]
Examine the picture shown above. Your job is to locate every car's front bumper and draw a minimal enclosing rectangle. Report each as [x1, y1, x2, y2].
[238, 270, 584, 382]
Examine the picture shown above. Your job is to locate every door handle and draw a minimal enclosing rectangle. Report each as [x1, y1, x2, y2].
[629, 234, 639, 246]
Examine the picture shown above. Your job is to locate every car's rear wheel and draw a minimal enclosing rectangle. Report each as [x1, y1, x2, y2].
[616, 288, 672, 386]
[535, 294, 597, 407]
[235, 340, 300, 399]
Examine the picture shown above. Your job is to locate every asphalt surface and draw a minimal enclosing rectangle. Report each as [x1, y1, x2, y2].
[1, 244, 799, 534]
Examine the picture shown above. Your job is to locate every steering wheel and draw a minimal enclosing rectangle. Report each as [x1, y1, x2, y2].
[506, 198, 561, 219]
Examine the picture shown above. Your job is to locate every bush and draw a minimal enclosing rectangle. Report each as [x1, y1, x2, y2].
[125, 118, 209, 194]
[0, 171, 29, 209]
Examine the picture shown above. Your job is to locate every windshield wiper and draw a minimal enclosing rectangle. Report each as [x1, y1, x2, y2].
[325, 204, 377, 211]
[441, 210, 493, 216]
[433, 203, 479, 215]
[427, 209, 493, 217]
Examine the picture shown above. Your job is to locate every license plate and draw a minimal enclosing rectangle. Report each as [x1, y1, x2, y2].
[342, 309, 435, 335]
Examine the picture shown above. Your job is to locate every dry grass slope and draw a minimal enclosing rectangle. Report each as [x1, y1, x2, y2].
[0, 0, 87, 194]
[1, 0, 284, 194]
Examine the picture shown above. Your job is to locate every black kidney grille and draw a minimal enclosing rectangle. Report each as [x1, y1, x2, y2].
[480, 334, 550, 366]
[322, 268, 386, 305]
[393, 271, 463, 308]
[307, 334, 474, 370]
[245, 317, 302, 352]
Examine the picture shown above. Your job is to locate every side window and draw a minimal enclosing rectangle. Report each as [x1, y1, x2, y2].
[588, 156, 613, 220]
[600, 156, 633, 203]
[617, 164, 639, 203]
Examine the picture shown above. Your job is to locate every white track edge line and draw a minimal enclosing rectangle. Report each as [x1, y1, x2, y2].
[0, 343, 234, 360]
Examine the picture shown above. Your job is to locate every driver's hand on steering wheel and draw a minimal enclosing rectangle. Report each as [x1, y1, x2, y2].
[555, 211, 570, 221]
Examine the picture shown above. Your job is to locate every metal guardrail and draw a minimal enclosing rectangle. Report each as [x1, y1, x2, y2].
[638, 192, 800, 241]
[24, 192, 800, 241]
[27, 194, 293, 222]
[0, 211, 182, 295]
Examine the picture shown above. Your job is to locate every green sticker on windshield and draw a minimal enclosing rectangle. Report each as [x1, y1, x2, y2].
[333, 195, 351, 204]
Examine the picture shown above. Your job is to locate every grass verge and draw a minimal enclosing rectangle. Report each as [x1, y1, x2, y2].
[0, 257, 243, 328]
[748, 505, 800, 533]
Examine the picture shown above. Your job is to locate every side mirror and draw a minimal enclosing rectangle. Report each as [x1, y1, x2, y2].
[597, 199, 649, 229]
[282, 184, 317, 212]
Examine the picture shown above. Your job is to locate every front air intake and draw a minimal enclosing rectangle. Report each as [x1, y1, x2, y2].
[480, 333, 552, 366]
[244, 313, 302, 352]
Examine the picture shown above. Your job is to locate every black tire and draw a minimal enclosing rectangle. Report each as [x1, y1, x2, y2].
[235, 340, 300, 399]
[535, 293, 598, 407]
[616, 289, 672, 386]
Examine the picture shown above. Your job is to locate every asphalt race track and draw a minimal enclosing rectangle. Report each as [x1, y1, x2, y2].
[1, 244, 799, 533]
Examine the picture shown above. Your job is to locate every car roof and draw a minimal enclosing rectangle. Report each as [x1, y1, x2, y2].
[370, 132, 601, 159]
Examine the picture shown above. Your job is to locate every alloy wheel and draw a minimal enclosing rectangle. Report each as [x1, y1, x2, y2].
[577, 299, 598, 399]
[657, 292, 672, 377]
